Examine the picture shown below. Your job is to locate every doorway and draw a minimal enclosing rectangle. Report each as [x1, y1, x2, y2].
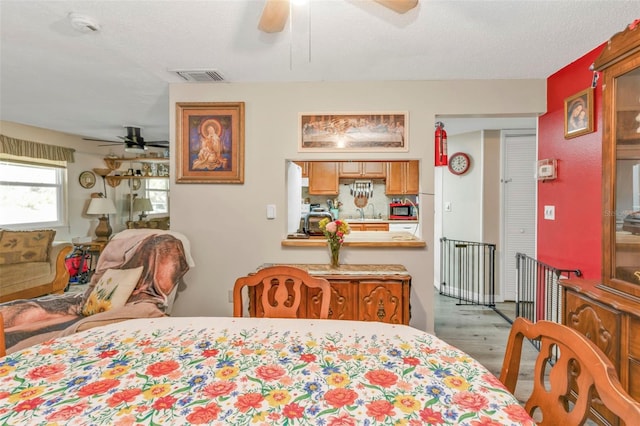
[434, 116, 537, 303]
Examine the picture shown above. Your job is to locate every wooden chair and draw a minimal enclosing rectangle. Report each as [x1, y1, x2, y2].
[0, 312, 6, 357]
[499, 317, 640, 426]
[233, 266, 331, 319]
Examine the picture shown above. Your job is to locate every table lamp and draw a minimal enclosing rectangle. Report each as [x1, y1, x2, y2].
[133, 197, 153, 221]
[87, 197, 117, 241]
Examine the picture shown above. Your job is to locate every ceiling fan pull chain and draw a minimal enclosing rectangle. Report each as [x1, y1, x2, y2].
[307, 0, 312, 63]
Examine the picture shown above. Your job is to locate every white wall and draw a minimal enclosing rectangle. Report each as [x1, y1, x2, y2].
[169, 80, 546, 332]
[442, 131, 483, 241]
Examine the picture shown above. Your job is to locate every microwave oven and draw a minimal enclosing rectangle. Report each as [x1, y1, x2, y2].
[389, 203, 417, 220]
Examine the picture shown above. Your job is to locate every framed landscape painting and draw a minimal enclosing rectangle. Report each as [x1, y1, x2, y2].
[176, 102, 245, 184]
[299, 112, 408, 152]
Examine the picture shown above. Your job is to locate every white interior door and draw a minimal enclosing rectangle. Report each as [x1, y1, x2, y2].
[501, 131, 536, 301]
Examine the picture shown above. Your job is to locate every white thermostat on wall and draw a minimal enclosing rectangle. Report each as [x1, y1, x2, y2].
[535, 159, 557, 181]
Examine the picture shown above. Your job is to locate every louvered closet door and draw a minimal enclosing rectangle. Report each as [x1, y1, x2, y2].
[502, 131, 536, 301]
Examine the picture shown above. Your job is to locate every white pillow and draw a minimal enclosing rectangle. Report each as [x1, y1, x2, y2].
[81, 266, 143, 316]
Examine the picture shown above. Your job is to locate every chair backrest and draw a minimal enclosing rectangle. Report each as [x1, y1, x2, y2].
[0, 312, 6, 357]
[233, 265, 331, 319]
[500, 317, 640, 426]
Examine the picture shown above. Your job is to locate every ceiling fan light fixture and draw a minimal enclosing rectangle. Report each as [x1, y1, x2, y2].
[124, 144, 147, 154]
[68, 12, 101, 33]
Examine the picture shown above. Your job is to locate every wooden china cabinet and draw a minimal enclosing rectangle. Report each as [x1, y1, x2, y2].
[560, 21, 640, 425]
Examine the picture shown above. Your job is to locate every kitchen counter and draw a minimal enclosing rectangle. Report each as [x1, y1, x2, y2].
[343, 219, 418, 224]
[282, 231, 426, 248]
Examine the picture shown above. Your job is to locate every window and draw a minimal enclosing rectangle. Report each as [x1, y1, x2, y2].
[0, 161, 67, 227]
[145, 178, 169, 214]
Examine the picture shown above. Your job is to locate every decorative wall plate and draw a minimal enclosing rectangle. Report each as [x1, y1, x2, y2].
[79, 171, 96, 189]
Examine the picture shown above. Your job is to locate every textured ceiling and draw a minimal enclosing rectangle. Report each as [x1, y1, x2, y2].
[0, 0, 638, 144]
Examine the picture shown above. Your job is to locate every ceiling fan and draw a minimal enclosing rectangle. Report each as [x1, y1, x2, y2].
[83, 126, 170, 153]
[258, 0, 419, 33]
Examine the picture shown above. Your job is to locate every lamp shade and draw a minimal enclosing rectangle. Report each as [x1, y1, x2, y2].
[87, 197, 117, 215]
[133, 198, 153, 212]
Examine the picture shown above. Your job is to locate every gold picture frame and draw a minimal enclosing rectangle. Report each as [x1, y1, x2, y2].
[176, 102, 245, 184]
[299, 112, 408, 152]
[564, 88, 594, 139]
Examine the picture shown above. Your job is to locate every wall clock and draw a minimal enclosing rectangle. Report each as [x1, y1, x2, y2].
[448, 152, 471, 175]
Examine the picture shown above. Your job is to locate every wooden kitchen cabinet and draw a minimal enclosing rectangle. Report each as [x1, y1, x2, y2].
[308, 161, 339, 195]
[248, 264, 411, 325]
[348, 222, 389, 231]
[385, 160, 419, 195]
[339, 161, 386, 178]
[560, 22, 640, 423]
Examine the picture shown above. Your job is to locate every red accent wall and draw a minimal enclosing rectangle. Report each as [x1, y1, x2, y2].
[537, 45, 605, 279]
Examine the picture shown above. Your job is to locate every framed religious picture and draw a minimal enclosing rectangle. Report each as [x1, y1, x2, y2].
[564, 88, 594, 139]
[299, 112, 408, 152]
[176, 102, 245, 184]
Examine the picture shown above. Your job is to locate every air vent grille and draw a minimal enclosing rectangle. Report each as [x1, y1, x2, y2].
[173, 70, 225, 82]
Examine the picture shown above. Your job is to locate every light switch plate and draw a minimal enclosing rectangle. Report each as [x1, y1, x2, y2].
[544, 205, 555, 220]
[266, 204, 276, 219]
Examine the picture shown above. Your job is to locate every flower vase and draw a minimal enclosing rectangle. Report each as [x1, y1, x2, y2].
[330, 244, 341, 268]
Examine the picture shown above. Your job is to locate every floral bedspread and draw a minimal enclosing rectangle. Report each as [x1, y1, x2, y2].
[0, 317, 534, 425]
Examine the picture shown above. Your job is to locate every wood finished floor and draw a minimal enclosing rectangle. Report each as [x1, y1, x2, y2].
[434, 291, 538, 403]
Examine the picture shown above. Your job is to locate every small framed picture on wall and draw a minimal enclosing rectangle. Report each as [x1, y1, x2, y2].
[564, 88, 594, 139]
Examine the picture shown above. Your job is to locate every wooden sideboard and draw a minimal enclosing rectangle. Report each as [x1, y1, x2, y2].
[561, 279, 640, 423]
[248, 264, 411, 324]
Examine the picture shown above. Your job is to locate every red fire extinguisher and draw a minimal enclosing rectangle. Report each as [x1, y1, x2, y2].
[434, 121, 448, 166]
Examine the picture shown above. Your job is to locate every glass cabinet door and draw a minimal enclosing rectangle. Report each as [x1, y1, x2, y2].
[614, 67, 640, 287]
[604, 48, 640, 295]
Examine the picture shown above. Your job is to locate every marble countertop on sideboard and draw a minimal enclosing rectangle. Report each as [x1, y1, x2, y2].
[256, 263, 410, 276]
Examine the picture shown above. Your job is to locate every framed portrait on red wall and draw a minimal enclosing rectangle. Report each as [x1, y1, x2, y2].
[564, 88, 594, 139]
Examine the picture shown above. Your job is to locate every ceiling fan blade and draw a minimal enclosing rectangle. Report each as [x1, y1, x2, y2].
[258, 0, 289, 33]
[374, 0, 418, 14]
[83, 137, 120, 143]
[83, 126, 165, 149]
[147, 141, 170, 148]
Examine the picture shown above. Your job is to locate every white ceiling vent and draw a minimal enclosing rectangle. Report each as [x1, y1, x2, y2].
[172, 70, 225, 82]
